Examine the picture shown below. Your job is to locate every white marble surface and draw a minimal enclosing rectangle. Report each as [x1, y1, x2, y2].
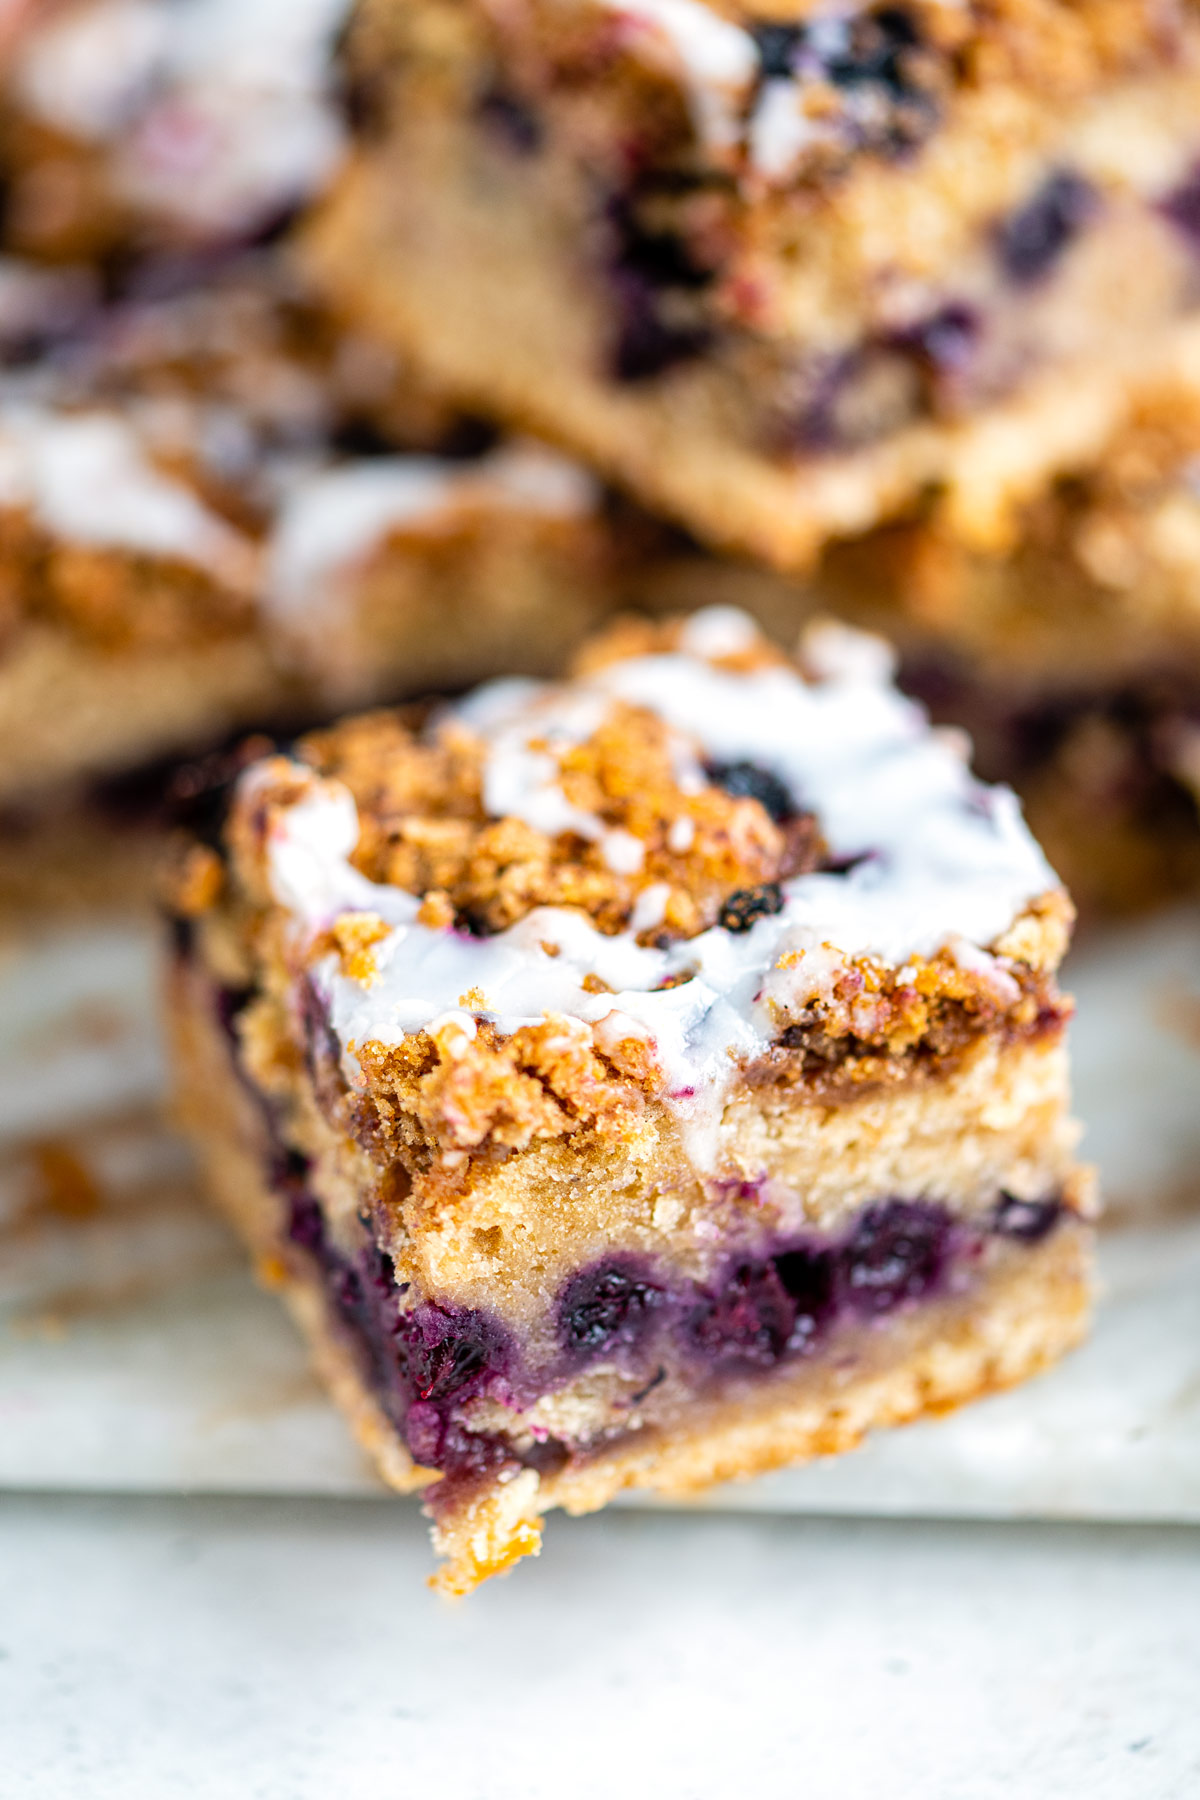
[1, 1494, 1198, 1799]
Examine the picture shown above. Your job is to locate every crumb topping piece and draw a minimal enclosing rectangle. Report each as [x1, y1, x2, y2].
[304, 674, 826, 941]
[476, 0, 1182, 189]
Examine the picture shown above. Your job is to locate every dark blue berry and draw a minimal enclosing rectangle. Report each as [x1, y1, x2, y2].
[774, 1245, 837, 1349]
[752, 10, 934, 164]
[689, 1261, 795, 1366]
[612, 292, 711, 382]
[1162, 164, 1200, 254]
[996, 171, 1097, 286]
[169, 914, 194, 958]
[822, 850, 874, 877]
[215, 983, 253, 1039]
[820, 7, 922, 96]
[608, 194, 712, 291]
[454, 905, 499, 938]
[606, 186, 714, 383]
[992, 1193, 1061, 1243]
[285, 1191, 325, 1257]
[406, 1307, 505, 1404]
[752, 24, 805, 79]
[331, 1262, 366, 1323]
[719, 883, 785, 932]
[706, 758, 796, 822]
[417, 1415, 515, 1505]
[841, 1200, 948, 1315]
[476, 85, 543, 155]
[559, 1262, 660, 1358]
[894, 302, 980, 376]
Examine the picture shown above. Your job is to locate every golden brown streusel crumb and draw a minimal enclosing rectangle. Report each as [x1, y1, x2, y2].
[0, 508, 257, 651]
[568, 612, 790, 678]
[324, 946, 1064, 1165]
[298, 676, 825, 941]
[328, 911, 392, 985]
[169, 842, 225, 918]
[837, 382, 1200, 644]
[349, 1011, 654, 1161]
[750, 946, 1067, 1096]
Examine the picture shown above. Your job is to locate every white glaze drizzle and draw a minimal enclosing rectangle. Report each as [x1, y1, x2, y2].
[0, 403, 255, 583]
[15, 0, 168, 141]
[266, 443, 598, 625]
[13, 0, 351, 235]
[250, 609, 1057, 1156]
[749, 74, 824, 182]
[600, 0, 758, 152]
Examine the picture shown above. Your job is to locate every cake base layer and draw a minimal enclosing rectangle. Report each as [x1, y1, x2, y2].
[0, 625, 286, 806]
[171, 950, 1093, 1595]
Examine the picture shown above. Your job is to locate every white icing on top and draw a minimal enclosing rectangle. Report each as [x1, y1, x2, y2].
[250, 610, 1057, 1158]
[600, 0, 758, 151]
[749, 74, 824, 181]
[266, 443, 598, 625]
[0, 403, 255, 583]
[14, 0, 351, 236]
[16, 0, 167, 141]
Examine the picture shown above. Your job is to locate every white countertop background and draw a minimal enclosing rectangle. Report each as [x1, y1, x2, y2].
[3, 1495, 1198, 1799]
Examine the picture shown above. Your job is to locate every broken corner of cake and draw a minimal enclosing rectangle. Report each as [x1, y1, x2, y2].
[167, 606, 1095, 1592]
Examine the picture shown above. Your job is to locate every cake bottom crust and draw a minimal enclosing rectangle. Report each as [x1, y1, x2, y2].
[171, 968, 1092, 1595]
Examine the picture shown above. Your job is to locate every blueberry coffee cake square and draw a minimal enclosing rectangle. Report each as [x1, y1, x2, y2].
[307, 0, 1200, 569]
[168, 606, 1093, 1591]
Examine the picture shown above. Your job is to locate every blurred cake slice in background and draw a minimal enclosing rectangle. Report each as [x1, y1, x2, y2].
[0, 0, 353, 262]
[0, 253, 616, 912]
[642, 367, 1200, 916]
[305, 0, 1200, 571]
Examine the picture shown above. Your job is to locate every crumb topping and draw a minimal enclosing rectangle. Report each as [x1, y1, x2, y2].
[202, 608, 1069, 1163]
[302, 674, 826, 941]
[381, 0, 1192, 192]
[0, 266, 599, 653]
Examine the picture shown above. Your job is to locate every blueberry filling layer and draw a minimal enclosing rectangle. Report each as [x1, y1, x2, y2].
[280, 1173, 524, 1494]
[269, 1135, 1067, 1505]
